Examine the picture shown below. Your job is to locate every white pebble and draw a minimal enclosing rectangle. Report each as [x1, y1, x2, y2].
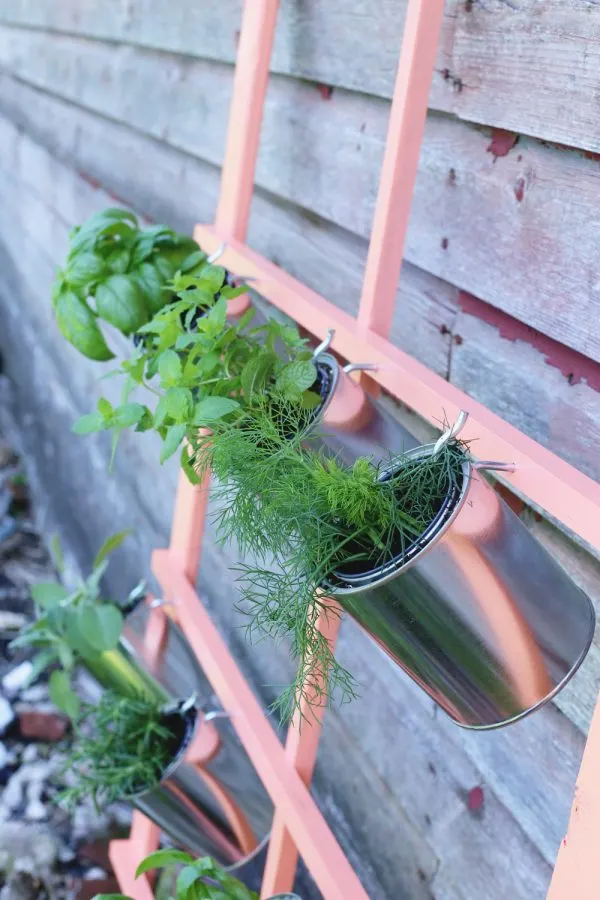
[19, 686, 48, 704]
[21, 746, 37, 763]
[0, 612, 27, 632]
[2, 663, 33, 697]
[0, 698, 14, 736]
[83, 868, 108, 881]
[24, 800, 47, 822]
[2, 772, 23, 810]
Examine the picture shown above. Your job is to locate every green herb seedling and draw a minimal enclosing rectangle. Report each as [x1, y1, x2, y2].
[94, 848, 259, 900]
[59, 692, 178, 810]
[10, 530, 141, 717]
[52, 208, 206, 360]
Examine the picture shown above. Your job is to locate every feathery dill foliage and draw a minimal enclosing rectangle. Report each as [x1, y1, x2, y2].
[191, 400, 466, 722]
[60, 692, 178, 809]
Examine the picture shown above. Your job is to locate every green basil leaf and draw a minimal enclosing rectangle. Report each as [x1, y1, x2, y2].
[192, 397, 240, 425]
[65, 253, 106, 289]
[131, 226, 174, 266]
[31, 582, 69, 608]
[165, 387, 193, 423]
[180, 250, 207, 273]
[300, 389, 321, 410]
[65, 610, 102, 661]
[77, 604, 123, 653]
[55, 291, 114, 361]
[133, 262, 168, 315]
[176, 866, 203, 900]
[160, 424, 187, 463]
[106, 246, 132, 275]
[93, 530, 132, 570]
[48, 670, 80, 720]
[91, 894, 133, 900]
[95, 275, 150, 335]
[112, 403, 146, 429]
[68, 208, 138, 256]
[26, 650, 59, 685]
[241, 352, 277, 397]
[180, 445, 201, 485]
[150, 256, 174, 283]
[236, 306, 256, 331]
[50, 534, 65, 575]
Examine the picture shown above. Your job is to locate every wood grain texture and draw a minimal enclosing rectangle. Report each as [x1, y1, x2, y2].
[0, 112, 597, 898]
[3, 79, 600, 481]
[4, 0, 600, 155]
[449, 310, 600, 482]
[334, 619, 554, 897]
[2, 33, 600, 362]
[0, 73, 457, 379]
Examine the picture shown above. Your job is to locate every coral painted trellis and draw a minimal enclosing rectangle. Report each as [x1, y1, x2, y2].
[109, 1, 600, 898]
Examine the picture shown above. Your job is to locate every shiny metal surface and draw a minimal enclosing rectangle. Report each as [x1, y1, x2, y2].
[82, 638, 170, 704]
[311, 353, 418, 463]
[121, 604, 274, 853]
[130, 702, 245, 864]
[328, 446, 596, 729]
[122, 605, 203, 701]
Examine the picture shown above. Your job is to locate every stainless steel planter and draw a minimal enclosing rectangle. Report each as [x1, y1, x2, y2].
[128, 699, 248, 864]
[85, 608, 273, 858]
[81, 638, 170, 704]
[312, 352, 418, 464]
[326, 445, 595, 729]
[121, 601, 206, 701]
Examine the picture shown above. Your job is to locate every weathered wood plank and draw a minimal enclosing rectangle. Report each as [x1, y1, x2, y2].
[2, 36, 600, 362]
[0, 76, 457, 378]
[3, 85, 600, 488]
[450, 308, 600, 483]
[334, 618, 554, 893]
[4, 0, 600, 156]
[0, 0, 455, 108]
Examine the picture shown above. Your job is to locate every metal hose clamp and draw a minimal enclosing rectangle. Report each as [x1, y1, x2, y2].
[343, 362, 379, 375]
[312, 328, 335, 360]
[433, 410, 469, 456]
[207, 242, 227, 264]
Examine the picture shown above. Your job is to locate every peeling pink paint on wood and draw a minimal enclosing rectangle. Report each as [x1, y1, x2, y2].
[467, 786, 485, 813]
[514, 176, 526, 202]
[487, 128, 519, 160]
[317, 83, 334, 100]
[459, 292, 600, 391]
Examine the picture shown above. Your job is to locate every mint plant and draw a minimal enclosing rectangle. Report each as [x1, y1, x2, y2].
[95, 848, 260, 900]
[52, 208, 206, 360]
[71, 264, 321, 473]
[10, 530, 143, 718]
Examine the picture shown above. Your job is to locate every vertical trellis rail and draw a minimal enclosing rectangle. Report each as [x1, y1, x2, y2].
[109, 1, 600, 898]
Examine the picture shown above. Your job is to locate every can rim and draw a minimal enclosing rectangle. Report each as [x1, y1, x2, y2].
[324, 444, 472, 596]
[126, 697, 198, 798]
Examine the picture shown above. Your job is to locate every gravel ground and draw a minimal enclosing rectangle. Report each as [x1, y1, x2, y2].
[0, 433, 128, 900]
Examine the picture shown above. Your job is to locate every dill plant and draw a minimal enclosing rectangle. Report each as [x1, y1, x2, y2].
[191, 400, 467, 722]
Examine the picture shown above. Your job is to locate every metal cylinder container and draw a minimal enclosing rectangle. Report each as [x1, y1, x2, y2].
[129, 700, 248, 864]
[311, 352, 418, 463]
[326, 445, 596, 729]
[89, 606, 273, 860]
